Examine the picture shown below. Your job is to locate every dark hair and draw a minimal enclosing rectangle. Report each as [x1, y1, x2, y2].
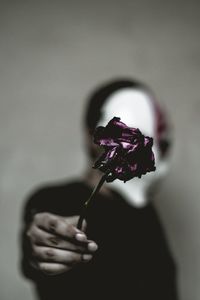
[84, 78, 150, 134]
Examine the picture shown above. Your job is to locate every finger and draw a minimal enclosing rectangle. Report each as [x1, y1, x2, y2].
[32, 246, 93, 265]
[34, 213, 84, 240]
[38, 262, 71, 275]
[30, 226, 89, 253]
[87, 240, 98, 252]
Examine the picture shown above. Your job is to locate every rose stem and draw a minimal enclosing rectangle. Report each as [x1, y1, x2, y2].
[77, 172, 109, 230]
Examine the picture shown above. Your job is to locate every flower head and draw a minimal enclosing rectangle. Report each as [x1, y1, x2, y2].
[93, 117, 156, 182]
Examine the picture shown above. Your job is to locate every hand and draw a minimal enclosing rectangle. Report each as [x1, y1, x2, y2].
[26, 212, 98, 275]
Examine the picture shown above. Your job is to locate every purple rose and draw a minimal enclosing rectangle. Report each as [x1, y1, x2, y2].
[93, 117, 156, 182]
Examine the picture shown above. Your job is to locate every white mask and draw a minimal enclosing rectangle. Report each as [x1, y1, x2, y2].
[97, 88, 170, 207]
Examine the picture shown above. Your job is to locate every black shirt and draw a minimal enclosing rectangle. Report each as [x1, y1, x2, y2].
[21, 179, 178, 300]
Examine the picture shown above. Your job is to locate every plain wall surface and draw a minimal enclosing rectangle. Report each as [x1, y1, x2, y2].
[0, 1, 200, 299]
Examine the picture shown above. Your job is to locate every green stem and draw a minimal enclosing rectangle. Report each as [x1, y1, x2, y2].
[77, 172, 109, 230]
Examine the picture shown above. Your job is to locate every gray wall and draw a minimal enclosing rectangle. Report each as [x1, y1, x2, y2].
[0, 0, 200, 299]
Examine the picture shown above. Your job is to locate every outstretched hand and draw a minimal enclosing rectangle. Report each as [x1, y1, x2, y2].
[26, 212, 98, 275]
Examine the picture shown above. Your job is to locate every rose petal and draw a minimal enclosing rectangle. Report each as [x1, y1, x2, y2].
[93, 117, 156, 182]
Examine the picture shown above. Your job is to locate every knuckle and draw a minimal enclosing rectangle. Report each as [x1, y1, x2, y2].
[27, 227, 39, 244]
[48, 236, 59, 246]
[48, 217, 58, 233]
[45, 248, 55, 258]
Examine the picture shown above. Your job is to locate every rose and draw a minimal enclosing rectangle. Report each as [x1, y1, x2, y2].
[93, 117, 156, 182]
[77, 116, 156, 229]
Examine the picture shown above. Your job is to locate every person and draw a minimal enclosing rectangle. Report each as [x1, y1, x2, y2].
[20, 79, 178, 300]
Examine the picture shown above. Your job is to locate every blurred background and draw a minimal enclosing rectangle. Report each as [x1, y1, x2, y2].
[0, 0, 199, 299]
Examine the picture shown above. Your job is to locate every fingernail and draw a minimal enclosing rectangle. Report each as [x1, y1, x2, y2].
[88, 243, 98, 252]
[82, 254, 93, 262]
[75, 233, 87, 242]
